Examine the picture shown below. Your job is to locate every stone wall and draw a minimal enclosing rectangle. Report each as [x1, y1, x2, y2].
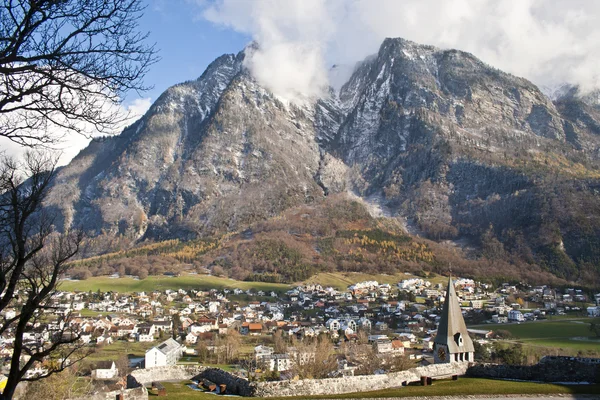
[252, 362, 469, 397]
[126, 365, 206, 388]
[192, 368, 254, 396]
[125, 363, 470, 397]
[467, 360, 600, 383]
[69, 387, 147, 400]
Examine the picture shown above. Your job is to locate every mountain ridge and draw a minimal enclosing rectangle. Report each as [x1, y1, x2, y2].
[47, 37, 600, 285]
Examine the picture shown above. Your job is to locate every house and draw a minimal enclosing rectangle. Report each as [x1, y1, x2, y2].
[335, 359, 357, 377]
[145, 338, 184, 368]
[254, 345, 274, 361]
[492, 315, 508, 323]
[357, 317, 372, 331]
[151, 320, 172, 335]
[248, 323, 263, 335]
[391, 340, 405, 355]
[469, 300, 483, 309]
[96, 335, 113, 345]
[375, 339, 393, 354]
[374, 321, 388, 331]
[587, 306, 600, 317]
[508, 310, 524, 322]
[136, 325, 154, 342]
[325, 319, 340, 332]
[185, 332, 199, 344]
[91, 361, 118, 379]
[261, 354, 293, 372]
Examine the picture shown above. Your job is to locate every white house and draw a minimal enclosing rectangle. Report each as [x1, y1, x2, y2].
[145, 338, 183, 368]
[185, 332, 199, 344]
[325, 319, 340, 332]
[587, 306, 600, 317]
[261, 354, 293, 372]
[492, 315, 508, 323]
[508, 310, 524, 322]
[357, 317, 372, 331]
[254, 345, 274, 361]
[92, 361, 118, 379]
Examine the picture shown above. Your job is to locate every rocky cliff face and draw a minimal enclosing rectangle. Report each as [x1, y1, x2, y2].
[46, 38, 600, 282]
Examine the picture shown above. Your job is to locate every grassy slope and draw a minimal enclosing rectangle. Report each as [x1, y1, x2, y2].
[470, 318, 600, 350]
[59, 272, 438, 293]
[153, 378, 600, 399]
[59, 274, 291, 293]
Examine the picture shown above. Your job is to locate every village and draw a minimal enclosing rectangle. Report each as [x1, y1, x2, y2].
[1, 273, 599, 390]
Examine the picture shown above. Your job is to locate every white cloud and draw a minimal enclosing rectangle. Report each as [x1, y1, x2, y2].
[204, 0, 333, 100]
[0, 97, 152, 167]
[201, 0, 600, 98]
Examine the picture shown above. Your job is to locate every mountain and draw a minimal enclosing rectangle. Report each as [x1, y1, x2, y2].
[47, 38, 600, 285]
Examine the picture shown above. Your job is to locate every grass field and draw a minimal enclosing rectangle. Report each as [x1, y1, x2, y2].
[151, 378, 600, 399]
[59, 274, 292, 293]
[85, 340, 155, 362]
[470, 318, 600, 351]
[59, 271, 426, 293]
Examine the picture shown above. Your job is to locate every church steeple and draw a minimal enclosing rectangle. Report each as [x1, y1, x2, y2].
[433, 276, 475, 363]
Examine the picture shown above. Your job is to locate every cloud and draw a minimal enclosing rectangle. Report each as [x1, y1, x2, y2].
[0, 97, 152, 167]
[200, 0, 600, 98]
[204, 0, 333, 100]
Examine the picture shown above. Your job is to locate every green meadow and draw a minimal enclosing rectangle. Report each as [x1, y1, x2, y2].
[59, 274, 291, 293]
[59, 271, 424, 293]
[471, 318, 600, 351]
[151, 378, 600, 399]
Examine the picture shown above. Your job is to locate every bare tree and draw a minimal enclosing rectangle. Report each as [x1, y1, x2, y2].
[0, 152, 87, 399]
[290, 337, 337, 379]
[214, 330, 240, 364]
[21, 365, 93, 400]
[388, 354, 415, 373]
[0, 0, 157, 146]
[272, 330, 288, 354]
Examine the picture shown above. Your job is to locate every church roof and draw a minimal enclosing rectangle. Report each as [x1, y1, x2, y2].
[434, 277, 474, 353]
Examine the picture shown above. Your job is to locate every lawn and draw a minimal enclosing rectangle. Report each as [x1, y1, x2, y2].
[85, 340, 155, 362]
[59, 274, 292, 293]
[77, 309, 106, 317]
[151, 378, 600, 399]
[59, 271, 423, 293]
[470, 318, 600, 351]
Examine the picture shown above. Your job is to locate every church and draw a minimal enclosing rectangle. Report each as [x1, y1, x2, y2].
[433, 277, 475, 363]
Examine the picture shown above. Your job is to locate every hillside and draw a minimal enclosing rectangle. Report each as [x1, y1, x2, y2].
[67, 195, 578, 287]
[48, 38, 600, 285]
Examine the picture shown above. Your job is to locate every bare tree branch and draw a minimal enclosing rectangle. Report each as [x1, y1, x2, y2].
[0, 0, 158, 146]
[0, 151, 89, 399]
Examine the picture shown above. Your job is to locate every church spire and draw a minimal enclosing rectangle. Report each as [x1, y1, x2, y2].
[433, 276, 475, 363]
